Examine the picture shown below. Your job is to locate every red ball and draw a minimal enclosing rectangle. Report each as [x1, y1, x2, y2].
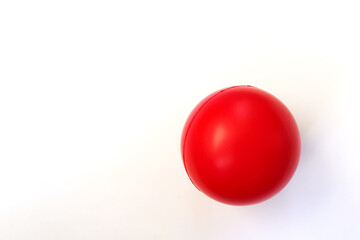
[181, 86, 300, 205]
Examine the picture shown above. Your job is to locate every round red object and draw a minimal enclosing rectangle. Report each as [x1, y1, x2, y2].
[181, 86, 300, 205]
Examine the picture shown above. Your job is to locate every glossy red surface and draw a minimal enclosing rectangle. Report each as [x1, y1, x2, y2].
[181, 86, 301, 205]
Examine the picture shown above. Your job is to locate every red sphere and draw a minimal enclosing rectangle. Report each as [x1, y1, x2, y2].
[181, 86, 300, 205]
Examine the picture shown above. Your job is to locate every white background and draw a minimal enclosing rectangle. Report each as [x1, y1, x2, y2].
[1, 0, 360, 239]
